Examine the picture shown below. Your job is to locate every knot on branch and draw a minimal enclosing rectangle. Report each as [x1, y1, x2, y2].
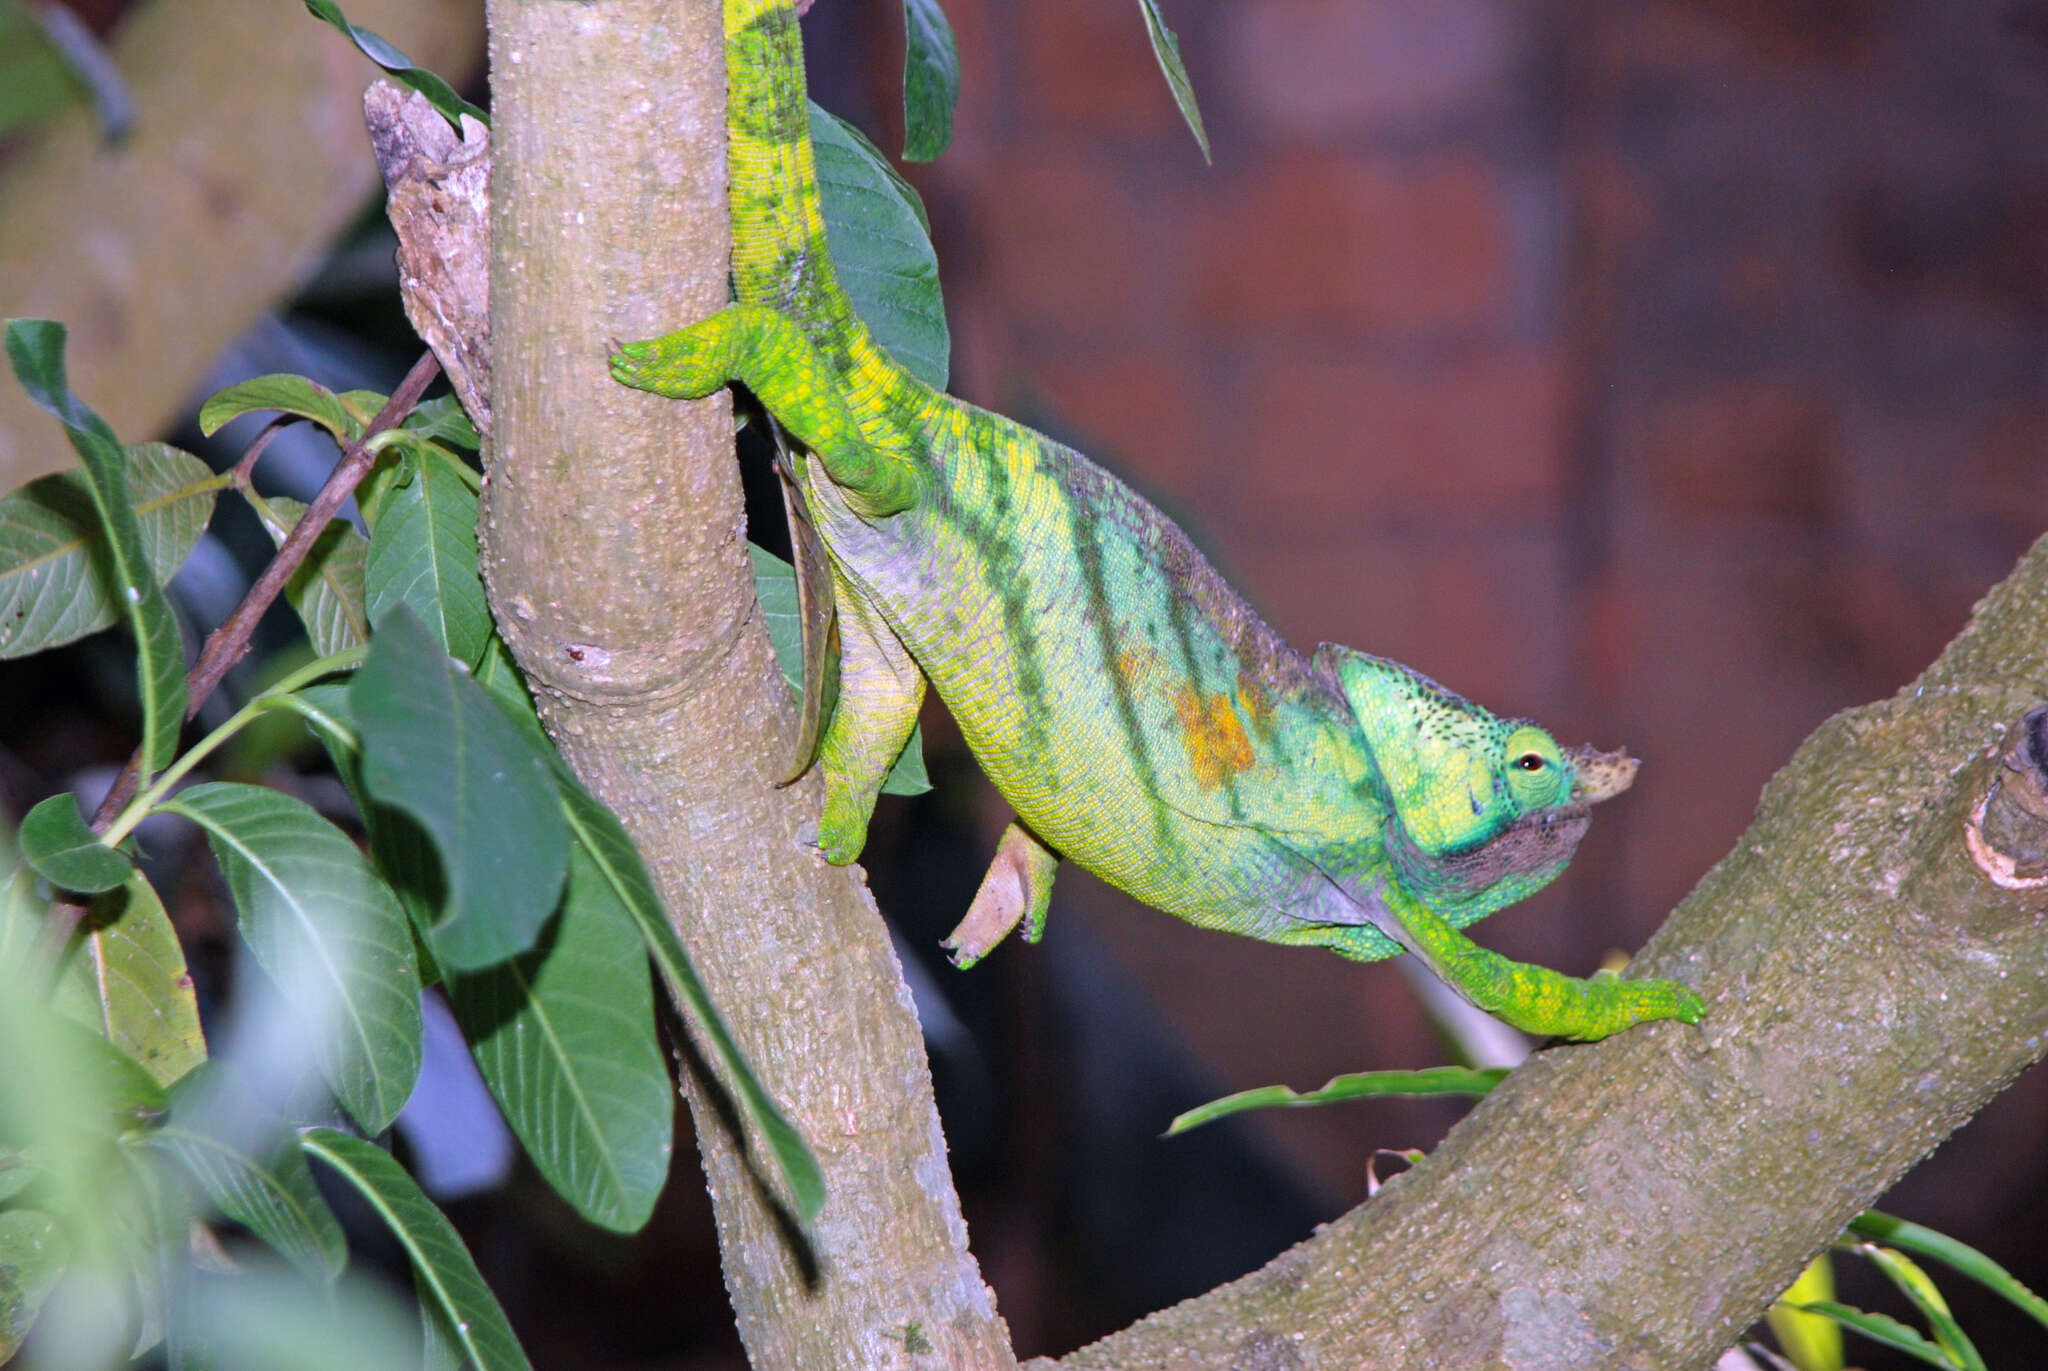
[1965, 704, 2048, 889]
[365, 81, 492, 434]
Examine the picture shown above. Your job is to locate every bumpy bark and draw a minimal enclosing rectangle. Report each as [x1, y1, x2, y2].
[1043, 538, 2048, 1370]
[432, 3, 2046, 1366]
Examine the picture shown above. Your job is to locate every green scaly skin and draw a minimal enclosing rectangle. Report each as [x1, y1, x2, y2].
[610, 0, 1704, 1042]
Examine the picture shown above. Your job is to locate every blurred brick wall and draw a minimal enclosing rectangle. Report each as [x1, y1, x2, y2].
[822, 0, 2048, 1259]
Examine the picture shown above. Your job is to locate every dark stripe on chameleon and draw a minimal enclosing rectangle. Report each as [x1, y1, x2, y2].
[1061, 450, 1180, 857]
[918, 413, 1055, 761]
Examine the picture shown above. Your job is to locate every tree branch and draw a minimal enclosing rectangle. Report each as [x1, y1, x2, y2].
[477, 5, 1016, 1368]
[1042, 534, 2048, 1371]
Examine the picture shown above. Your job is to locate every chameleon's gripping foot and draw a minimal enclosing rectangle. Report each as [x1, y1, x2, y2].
[1551, 970, 1704, 1040]
[943, 822, 1057, 969]
[609, 323, 730, 400]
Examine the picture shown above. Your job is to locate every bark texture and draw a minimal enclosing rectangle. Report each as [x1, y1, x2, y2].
[478, 4, 1015, 1369]
[1040, 536, 2048, 1370]
[0, 0, 481, 487]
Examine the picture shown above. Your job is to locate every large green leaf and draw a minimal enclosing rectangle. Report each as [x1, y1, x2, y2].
[302, 0, 485, 126]
[300, 1129, 531, 1371]
[0, 443, 220, 661]
[900, 0, 958, 162]
[444, 856, 673, 1233]
[198, 374, 360, 443]
[812, 105, 950, 390]
[138, 1121, 345, 1284]
[752, 543, 928, 796]
[552, 777, 823, 1225]
[4, 321, 188, 775]
[17, 793, 130, 892]
[0, 1207, 64, 1363]
[159, 783, 421, 1133]
[364, 454, 490, 667]
[1166, 1065, 1509, 1135]
[67, 873, 207, 1087]
[248, 494, 371, 656]
[1136, 0, 1210, 163]
[353, 610, 569, 970]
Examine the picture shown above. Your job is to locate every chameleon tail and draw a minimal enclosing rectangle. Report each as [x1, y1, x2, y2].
[724, 1, 855, 336]
[724, 1, 922, 410]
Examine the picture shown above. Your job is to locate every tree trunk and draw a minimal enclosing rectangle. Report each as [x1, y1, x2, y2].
[477, 3, 1016, 1368]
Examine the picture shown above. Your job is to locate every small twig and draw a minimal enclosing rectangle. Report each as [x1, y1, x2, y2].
[37, 351, 445, 963]
[229, 415, 292, 488]
[178, 348, 441, 727]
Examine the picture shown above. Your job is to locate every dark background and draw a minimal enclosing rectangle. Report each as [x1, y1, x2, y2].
[6, 0, 2048, 1367]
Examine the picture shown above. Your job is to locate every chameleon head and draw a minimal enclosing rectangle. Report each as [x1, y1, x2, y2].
[1323, 648, 1638, 918]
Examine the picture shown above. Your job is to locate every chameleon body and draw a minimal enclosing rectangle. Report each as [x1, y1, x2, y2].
[611, 0, 1703, 1040]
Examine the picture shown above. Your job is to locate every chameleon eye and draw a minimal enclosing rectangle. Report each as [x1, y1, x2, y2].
[1515, 752, 1545, 772]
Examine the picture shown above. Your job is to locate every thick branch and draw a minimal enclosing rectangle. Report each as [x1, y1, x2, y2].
[1045, 536, 2048, 1371]
[477, 5, 1015, 1369]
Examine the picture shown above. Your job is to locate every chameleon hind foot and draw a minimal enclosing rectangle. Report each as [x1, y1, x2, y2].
[944, 821, 1058, 969]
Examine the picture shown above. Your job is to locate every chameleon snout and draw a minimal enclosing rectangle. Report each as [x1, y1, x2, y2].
[1567, 744, 1639, 805]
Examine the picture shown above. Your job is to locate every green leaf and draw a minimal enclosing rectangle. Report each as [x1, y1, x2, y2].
[1859, 1244, 1984, 1371]
[301, 0, 486, 127]
[900, 0, 958, 162]
[1766, 1255, 1844, 1371]
[5, 321, 188, 775]
[248, 494, 371, 656]
[1787, 1301, 1962, 1370]
[811, 105, 950, 389]
[0, 866, 45, 972]
[159, 782, 422, 1133]
[552, 777, 823, 1225]
[300, 1129, 532, 1371]
[0, 443, 219, 661]
[1165, 1065, 1509, 1135]
[1136, 0, 1210, 163]
[403, 395, 481, 451]
[365, 454, 491, 667]
[444, 859, 673, 1233]
[138, 1122, 345, 1284]
[178, 1266, 438, 1371]
[353, 609, 569, 970]
[0, 1207, 64, 1363]
[752, 543, 928, 796]
[18, 793, 130, 892]
[67, 873, 207, 1087]
[1849, 1210, 2048, 1334]
[197, 374, 361, 442]
[0, 1, 76, 138]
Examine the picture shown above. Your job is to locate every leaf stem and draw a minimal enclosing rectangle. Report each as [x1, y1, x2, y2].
[100, 646, 369, 848]
[37, 350, 441, 966]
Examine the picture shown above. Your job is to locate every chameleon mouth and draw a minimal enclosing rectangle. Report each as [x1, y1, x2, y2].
[1392, 802, 1595, 898]
[1567, 744, 1639, 805]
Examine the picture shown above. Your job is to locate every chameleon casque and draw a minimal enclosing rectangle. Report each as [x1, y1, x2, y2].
[611, 0, 1704, 1041]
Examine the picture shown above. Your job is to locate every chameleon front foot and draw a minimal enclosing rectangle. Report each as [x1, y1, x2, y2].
[1496, 969, 1704, 1042]
[610, 321, 733, 400]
